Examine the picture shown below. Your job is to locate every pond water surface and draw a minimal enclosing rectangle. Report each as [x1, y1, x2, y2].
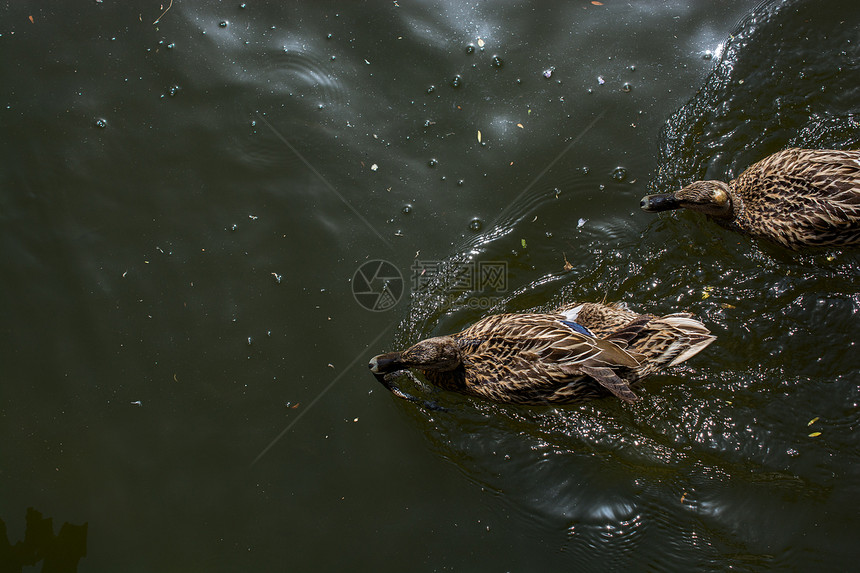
[2, 1, 859, 571]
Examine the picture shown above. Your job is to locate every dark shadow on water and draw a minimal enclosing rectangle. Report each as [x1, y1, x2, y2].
[0, 508, 87, 573]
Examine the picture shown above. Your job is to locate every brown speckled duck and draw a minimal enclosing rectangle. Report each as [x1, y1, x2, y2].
[369, 302, 715, 406]
[640, 148, 860, 250]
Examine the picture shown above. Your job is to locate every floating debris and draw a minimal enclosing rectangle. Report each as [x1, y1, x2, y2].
[562, 253, 574, 271]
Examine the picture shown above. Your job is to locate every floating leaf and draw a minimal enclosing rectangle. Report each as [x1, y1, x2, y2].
[701, 285, 714, 300]
[477, 130, 482, 143]
[808, 417, 819, 426]
[808, 432, 821, 438]
[477, 38, 485, 48]
[521, 238, 527, 249]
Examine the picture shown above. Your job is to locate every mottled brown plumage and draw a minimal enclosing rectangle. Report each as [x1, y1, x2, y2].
[640, 148, 860, 250]
[369, 303, 715, 406]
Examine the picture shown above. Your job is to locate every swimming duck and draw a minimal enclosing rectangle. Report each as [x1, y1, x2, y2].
[368, 302, 715, 406]
[640, 148, 860, 250]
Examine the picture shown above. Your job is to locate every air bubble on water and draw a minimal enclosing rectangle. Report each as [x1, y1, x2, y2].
[457, 179, 465, 186]
[465, 44, 475, 55]
[469, 218, 483, 232]
[428, 158, 438, 168]
[450, 75, 463, 88]
[542, 67, 554, 79]
[611, 167, 628, 181]
[95, 118, 107, 128]
[491, 55, 504, 68]
[219, 21, 228, 28]
[621, 83, 632, 93]
[402, 204, 413, 214]
[426, 85, 436, 94]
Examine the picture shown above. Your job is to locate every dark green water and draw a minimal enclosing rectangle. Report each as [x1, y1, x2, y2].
[2, 1, 858, 571]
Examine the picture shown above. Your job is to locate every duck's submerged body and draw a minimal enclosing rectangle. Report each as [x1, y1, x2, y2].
[641, 148, 860, 250]
[369, 303, 715, 406]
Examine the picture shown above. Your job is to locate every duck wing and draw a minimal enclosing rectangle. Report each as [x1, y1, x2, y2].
[453, 313, 645, 403]
[578, 366, 639, 403]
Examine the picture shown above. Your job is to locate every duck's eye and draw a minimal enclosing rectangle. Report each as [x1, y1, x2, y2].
[712, 189, 729, 204]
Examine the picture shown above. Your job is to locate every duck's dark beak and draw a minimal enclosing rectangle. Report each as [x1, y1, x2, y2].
[640, 193, 681, 212]
[368, 352, 404, 374]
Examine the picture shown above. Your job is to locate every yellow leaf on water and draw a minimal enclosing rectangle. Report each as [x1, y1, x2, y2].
[808, 432, 821, 438]
[477, 38, 485, 48]
[701, 286, 714, 300]
[477, 130, 482, 143]
[517, 123, 524, 129]
[808, 417, 819, 426]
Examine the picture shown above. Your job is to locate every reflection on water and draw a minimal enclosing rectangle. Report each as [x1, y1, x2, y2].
[0, 508, 87, 572]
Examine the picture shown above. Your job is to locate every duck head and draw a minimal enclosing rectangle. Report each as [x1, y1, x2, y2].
[640, 180, 733, 218]
[369, 336, 463, 374]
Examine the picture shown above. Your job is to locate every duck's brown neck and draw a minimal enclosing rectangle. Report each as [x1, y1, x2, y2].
[729, 189, 744, 221]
